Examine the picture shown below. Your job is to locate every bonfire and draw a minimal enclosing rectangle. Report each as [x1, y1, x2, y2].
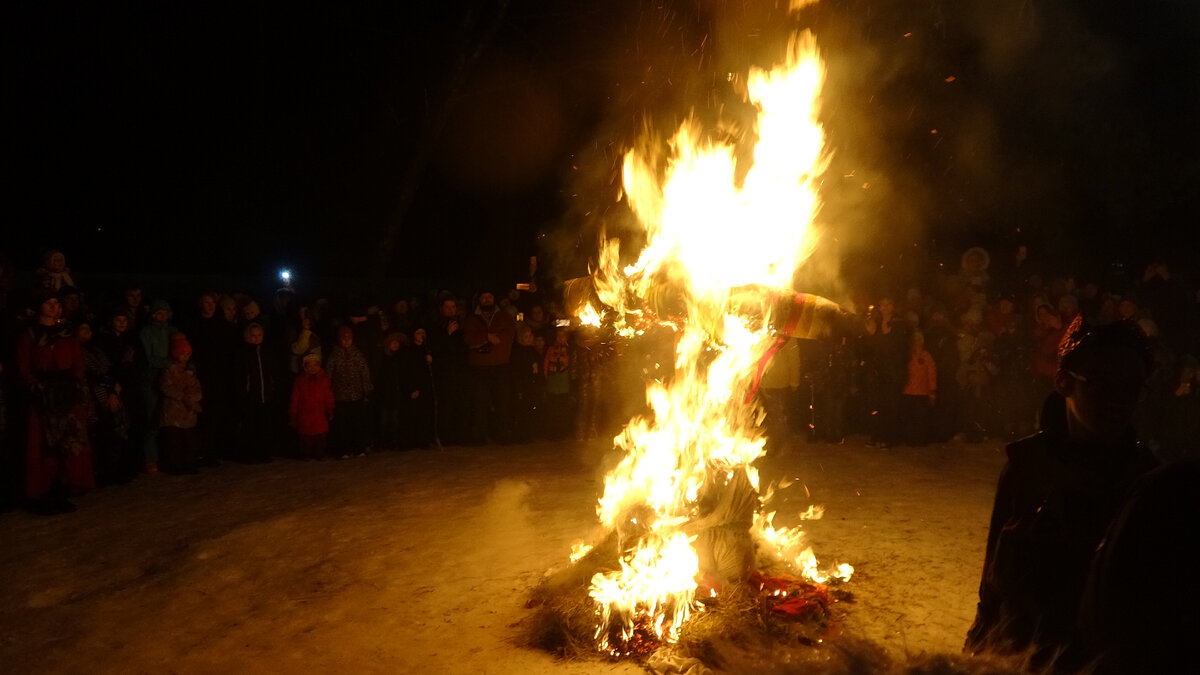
[528, 28, 860, 669]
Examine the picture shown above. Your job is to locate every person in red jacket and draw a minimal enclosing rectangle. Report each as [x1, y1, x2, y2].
[289, 351, 334, 459]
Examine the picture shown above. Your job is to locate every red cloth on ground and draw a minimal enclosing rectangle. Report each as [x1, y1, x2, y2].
[748, 571, 832, 620]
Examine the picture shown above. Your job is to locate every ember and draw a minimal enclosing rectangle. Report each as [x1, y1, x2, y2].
[599, 606, 676, 658]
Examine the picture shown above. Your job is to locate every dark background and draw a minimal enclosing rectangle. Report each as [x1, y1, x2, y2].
[10, 0, 1200, 290]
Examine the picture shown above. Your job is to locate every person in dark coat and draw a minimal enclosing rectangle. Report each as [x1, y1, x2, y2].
[509, 326, 542, 443]
[541, 327, 572, 441]
[235, 322, 277, 462]
[200, 296, 244, 460]
[965, 318, 1158, 672]
[464, 291, 516, 444]
[77, 319, 132, 486]
[861, 301, 908, 447]
[402, 327, 436, 448]
[188, 292, 226, 465]
[1078, 458, 1200, 675]
[428, 298, 469, 445]
[924, 307, 962, 442]
[95, 309, 145, 480]
[374, 332, 405, 449]
[120, 283, 150, 333]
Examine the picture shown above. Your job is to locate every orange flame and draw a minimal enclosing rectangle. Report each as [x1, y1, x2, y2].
[580, 30, 851, 652]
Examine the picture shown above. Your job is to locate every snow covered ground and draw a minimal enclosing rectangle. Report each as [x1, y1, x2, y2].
[0, 436, 1005, 673]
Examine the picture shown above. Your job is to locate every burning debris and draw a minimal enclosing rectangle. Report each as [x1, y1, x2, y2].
[526, 28, 865, 669]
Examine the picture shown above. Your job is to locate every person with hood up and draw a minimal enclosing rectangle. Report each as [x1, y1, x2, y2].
[289, 351, 334, 459]
[33, 249, 76, 300]
[326, 325, 372, 457]
[139, 299, 176, 472]
[158, 333, 202, 474]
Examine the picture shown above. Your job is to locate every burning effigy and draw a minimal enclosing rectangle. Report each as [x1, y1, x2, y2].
[526, 29, 862, 669]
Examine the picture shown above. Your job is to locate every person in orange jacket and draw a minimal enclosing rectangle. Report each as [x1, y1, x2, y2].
[900, 331, 937, 446]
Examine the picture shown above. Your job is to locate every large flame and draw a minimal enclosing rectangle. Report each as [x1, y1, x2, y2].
[581, 31, 849, 654]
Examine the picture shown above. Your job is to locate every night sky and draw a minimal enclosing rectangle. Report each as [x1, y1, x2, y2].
[11, 0, 1200, 289]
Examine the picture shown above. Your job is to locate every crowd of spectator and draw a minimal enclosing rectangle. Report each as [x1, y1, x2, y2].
[1, 243, 1197, 514]
[0, 249, 615, 514]
[792, 245, 1200, 463]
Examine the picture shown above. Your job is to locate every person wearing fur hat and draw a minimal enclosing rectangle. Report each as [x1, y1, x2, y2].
[17, 294, 93, 513]
[158, 334, 202, 474]
[289, 351, 334, 459]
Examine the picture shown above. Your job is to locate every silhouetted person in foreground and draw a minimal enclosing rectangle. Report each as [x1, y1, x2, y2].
[966, 318, 1159, 672]
[1077, 456, 1200, 674]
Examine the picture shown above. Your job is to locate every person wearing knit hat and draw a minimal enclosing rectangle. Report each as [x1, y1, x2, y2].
[158, 332, 202, 474]
[170, 333, 193, 361]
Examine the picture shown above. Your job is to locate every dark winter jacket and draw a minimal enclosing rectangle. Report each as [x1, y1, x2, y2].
[237, 343, 278, 405]
[326, 345, 372, 402]
[966, 392, 1159, 667]
[402, 344, 433, 398]
[374, 350, 405, 405]
[429, 317, 468, 383]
